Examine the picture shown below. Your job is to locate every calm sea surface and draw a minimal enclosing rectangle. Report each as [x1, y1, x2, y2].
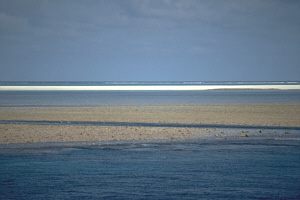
[1, 139, 300, 199]
[1, 82, 300, 199]
[1, 90, 300, 106]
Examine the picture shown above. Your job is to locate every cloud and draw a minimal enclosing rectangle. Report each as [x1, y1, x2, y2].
[1, 0, 300, 81]
[1, 0, 298, 39]
[0, 13, 30, 33]
[1, 0, 296, 52]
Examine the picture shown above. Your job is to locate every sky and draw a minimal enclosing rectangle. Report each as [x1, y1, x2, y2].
[0, 0, 300, 82]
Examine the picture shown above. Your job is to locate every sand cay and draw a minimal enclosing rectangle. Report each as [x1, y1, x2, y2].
[1, 104, 300, 144]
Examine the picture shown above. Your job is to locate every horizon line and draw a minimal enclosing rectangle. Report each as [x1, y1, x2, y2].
[0, 85, 299, 91]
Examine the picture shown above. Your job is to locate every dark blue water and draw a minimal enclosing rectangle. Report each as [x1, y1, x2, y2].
[1, 139, 300, 199]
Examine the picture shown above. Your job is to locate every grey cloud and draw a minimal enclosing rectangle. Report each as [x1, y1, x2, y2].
[2, 0, 299, 37]
[1, 0, 299, 81]
[0, 12, 30, 33]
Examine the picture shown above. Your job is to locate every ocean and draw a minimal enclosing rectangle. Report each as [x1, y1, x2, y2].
[0, 81, 300, 199]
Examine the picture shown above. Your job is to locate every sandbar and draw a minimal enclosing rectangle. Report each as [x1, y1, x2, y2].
[0, 103, 299, 144]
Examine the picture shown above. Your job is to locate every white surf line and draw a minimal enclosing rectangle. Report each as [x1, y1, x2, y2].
[0, 85, 300, 91]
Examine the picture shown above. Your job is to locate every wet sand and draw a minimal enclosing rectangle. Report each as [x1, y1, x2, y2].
[0, 104, 299, 144]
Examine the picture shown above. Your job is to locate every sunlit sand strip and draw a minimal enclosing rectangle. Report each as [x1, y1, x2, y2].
[0, 85, 299, 91]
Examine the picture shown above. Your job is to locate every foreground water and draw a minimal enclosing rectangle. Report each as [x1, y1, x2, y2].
[1, 138, 300, 199]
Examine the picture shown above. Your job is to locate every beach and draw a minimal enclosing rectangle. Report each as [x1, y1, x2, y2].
[1, 103, 299, 144]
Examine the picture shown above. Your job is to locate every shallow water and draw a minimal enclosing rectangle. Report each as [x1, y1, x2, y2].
[1, 139, 300, 199]
[1, 90, 300, 106]
[1, 120, 300, 131]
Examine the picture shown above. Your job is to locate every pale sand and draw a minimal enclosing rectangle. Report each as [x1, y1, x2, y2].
[0, 104, 299, 144]
[1, 104, 299, 126]
[0, 124, 211, 144]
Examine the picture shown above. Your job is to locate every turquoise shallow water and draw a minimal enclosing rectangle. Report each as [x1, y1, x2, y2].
[1, 90, 300, 105]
